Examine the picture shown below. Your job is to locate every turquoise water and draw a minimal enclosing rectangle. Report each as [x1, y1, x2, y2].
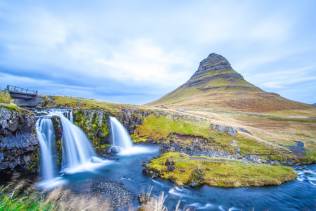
[47, 145, 316, 210]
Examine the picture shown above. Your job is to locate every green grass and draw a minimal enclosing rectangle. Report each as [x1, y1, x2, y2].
[0, 186, 51, 211]
[134, 115, 294, 161]
[0, 195, 51, 211]
[297, 150, 316, 164]
[0, 91, 19, 111]
[0, 90, 11, 104]
[0, 103, 20, 111]
[44, 96, 122, 113]
[134, 115, 211, 140]
[266, 116, 316, 123]
[146, 152, 297, 187]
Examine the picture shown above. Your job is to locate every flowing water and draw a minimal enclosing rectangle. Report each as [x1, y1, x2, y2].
[110, 116, 133, 149]
[36, 112, 316, 210]
[53, 112, 97, 172]
[36, 117, 57, 180]
[109, 116, 158, 156]
[36, 110, 108, 188]
[55, 150, 316, 210]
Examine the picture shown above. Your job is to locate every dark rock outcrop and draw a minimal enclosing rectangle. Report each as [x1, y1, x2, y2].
[165, 158, 175, 171]
[193, 53, 233, 77]
[0, 107, 38, 174]
[118, 108, 152, 133]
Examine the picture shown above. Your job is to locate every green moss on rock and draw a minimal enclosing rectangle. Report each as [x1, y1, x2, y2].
[73, 110, 110, 153]
[26, 150, 39, 173]
[145, 152, 297, 187]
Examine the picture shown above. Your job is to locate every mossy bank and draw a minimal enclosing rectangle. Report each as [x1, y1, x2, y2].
[145, 152, 297, 187]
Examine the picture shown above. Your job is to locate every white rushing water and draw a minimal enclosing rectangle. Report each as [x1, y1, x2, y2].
[110, 116, 133, 149]
[109, 116, 158, 156]
[52, 112, 98, 173]
[36, 117, 57, 180]
[36, 110, 110, 189]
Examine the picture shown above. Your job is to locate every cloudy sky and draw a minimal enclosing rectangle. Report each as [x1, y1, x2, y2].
[0, 0, 315, 104]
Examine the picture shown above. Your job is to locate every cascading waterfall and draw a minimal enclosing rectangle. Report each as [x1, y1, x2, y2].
[36, 109, 107, 187]
[110, 116, 133, 149]
[52, 112, 97, 172]
[109, 116, 157, 155]
[47, 108, 73, 122]
[36, 117, 57, 180]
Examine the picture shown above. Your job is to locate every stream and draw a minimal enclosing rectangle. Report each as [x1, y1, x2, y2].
[35, 110, 316, 210]
[41, 147, 316, 211]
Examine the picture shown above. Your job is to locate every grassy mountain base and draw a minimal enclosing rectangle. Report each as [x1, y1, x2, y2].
[133, 115, 296, 162]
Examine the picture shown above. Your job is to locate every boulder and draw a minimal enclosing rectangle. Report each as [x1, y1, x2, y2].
[212, 124, 237, 136]
[165, 158, 175, 171]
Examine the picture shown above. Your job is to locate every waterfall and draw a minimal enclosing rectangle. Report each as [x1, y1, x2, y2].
[52, 112, 97, 172]
[110, 116, 133, 149]
[47, 108, 73, 122]
[109, 116, 158, 156]
[36, 117, 57, 180]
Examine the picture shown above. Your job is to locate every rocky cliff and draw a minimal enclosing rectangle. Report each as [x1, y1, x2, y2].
[0, 106, 38, 176]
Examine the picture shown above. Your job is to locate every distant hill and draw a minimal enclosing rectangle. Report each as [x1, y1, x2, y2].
[150, 53, 311, 112]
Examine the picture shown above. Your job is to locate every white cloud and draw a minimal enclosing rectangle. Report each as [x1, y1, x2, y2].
[255, 66, 316, 89]
[0, 0, 315, 103]
[249, 17, 292, 43]
[93, 39, 190, 85]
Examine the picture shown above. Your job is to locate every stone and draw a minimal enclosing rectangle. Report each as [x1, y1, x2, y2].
[238, 127, 252, 135]
[108, 146, 121, 154]
[165, 158, 175, 171]
[212, 124, 237, 136]
[289, 140, 305, 156]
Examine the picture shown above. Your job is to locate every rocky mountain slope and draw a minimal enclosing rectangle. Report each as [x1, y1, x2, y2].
[150, 53, 312, 113]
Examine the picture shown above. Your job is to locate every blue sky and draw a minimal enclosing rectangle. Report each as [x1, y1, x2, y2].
[0, 0, 315, 104]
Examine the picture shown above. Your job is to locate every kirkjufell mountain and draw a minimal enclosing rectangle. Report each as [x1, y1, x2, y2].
[150, 53, 312, 112]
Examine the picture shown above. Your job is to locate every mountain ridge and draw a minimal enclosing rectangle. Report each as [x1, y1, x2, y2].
[150, 53, 312, 112]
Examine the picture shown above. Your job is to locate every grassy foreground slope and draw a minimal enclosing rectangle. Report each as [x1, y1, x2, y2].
[145, 152, 296, 187]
